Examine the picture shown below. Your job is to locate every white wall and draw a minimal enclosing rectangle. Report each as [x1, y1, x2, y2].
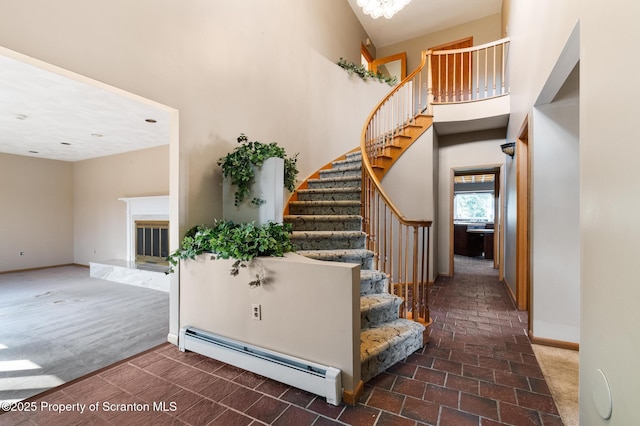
[580, 1, 640, 423]
[531, 66, 580, 344]
[437, 130, 505, 276]
[0, 154, 73, 272]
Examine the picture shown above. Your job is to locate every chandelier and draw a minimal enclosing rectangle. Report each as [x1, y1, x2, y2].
[357, 0, 412, 19]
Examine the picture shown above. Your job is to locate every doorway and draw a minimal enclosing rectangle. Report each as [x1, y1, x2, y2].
[449, 165, 501, 277]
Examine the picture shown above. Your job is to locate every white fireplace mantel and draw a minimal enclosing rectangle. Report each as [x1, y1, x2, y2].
[119, 195, 169, 262]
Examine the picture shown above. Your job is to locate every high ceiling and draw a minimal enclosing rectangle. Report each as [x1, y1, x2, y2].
[346, 0, 502, 48]
[0, 2, 502, 162]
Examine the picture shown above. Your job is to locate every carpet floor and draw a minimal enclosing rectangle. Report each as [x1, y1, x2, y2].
[0, 265, 169, 404]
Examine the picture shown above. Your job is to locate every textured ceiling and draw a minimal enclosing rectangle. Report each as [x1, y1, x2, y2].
[0, 55, 170, 162]
[346, 0, 502, 48]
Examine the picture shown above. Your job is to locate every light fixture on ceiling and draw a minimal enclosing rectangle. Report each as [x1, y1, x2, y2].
[357, 0, 411, 19]
[60, 142, 71, 145]
[500, 142, 515, 158]
[15, 114, 28, 120]
[91, 133, 103, 138]
[145, 118, 157, 123]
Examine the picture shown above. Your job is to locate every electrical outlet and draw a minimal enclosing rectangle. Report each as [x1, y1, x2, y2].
[251, 304, 261, 320]
[19, 251, 24, 256]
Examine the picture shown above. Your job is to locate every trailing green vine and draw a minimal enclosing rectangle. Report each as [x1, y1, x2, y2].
[337, 58, 398, 86]
[217, 134, 299, 206]
[165, 220, 295, 286]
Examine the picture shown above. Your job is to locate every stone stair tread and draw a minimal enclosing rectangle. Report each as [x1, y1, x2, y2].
[360, 294, 402, 314]
[360, 319, 425, 362]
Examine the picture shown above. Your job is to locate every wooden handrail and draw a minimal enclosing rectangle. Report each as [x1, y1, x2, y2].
[359, 38, 510, 329]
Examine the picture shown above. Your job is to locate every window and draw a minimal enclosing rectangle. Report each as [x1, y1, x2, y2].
[454, 192, 494, 222]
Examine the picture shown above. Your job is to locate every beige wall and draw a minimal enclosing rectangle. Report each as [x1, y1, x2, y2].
[503, 0, 579, 141]
[377, 14, 502, 74]
[437, 130, 505, 276]
[0, 153, 73, 272]
[381, 128, 436, 281]
[180, 254, 360, 393]
[0, 0, 377, 235]
[72, 145, 169, 265]
[580, 1, 640, 423]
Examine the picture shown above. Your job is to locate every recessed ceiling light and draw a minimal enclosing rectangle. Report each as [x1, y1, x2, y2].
[15, 114, 28, 120]
[28, 150, 38, 154]
[145, 118, 157, 123]
[91, 133, 103, 138]
[61, 142, 71, 145]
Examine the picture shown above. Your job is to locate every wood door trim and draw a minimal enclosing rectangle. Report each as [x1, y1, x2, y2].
[515, 119, 530, 312]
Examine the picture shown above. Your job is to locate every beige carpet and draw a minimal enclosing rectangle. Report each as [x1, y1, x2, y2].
[532, 344, 579, 425]
[0, 265, 169, 404]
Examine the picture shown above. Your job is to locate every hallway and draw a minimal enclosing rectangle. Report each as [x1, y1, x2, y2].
[0, 257, 565, 425]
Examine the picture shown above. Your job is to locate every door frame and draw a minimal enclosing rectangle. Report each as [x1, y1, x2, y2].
[515, 119, 531, 313]
[449, 164, 502, 277]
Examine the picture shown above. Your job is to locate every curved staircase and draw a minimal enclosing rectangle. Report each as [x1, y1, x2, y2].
[285, 151, 425, 383]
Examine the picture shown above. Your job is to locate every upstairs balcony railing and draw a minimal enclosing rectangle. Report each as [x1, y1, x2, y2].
[360, 38, 510, 328]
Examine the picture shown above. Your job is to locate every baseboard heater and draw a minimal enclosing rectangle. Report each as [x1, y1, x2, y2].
[179, 326, 342, 405]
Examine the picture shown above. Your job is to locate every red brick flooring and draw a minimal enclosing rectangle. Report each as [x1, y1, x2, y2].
[0, 257, 562, 425]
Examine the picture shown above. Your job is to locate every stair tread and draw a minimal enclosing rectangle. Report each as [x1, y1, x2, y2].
[291, 230, 365, 237]
[360, 319, 425, 361]
[360, 294, 402, 313]
[288, 200, 361, 206]
[284, 214, 361, 221]
[298, 187, 361, 193]
[360, 269, 387, 281]
[309, 176, 361, 183]
[297, 248, 373, 255]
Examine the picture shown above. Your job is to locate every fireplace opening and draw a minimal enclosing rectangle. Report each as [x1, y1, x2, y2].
[135, 220, 169, 265]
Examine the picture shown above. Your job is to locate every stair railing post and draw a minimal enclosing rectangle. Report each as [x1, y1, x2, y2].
[425, 51, 434, 115]
[412, 226, 419, 323]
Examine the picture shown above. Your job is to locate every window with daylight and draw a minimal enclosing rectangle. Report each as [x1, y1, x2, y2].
[454, 192, 495, 222]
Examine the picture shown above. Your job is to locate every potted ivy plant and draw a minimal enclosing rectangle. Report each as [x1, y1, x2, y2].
[219, 134, 298, 225]
[166, 220, 295, 286]
[166, 134, 298, 285]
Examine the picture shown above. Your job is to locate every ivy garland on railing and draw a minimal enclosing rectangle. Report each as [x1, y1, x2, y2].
[337, 58, 398, 86]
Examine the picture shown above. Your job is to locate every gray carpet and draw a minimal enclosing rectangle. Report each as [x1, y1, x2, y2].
[0, 265, 169, 403]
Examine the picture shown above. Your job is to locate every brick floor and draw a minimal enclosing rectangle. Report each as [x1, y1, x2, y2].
[0, 257, 562, 425]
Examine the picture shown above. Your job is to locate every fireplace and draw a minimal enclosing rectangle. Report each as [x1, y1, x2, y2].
[135, 220, 169, 264]
[118, 195, 170, 264]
